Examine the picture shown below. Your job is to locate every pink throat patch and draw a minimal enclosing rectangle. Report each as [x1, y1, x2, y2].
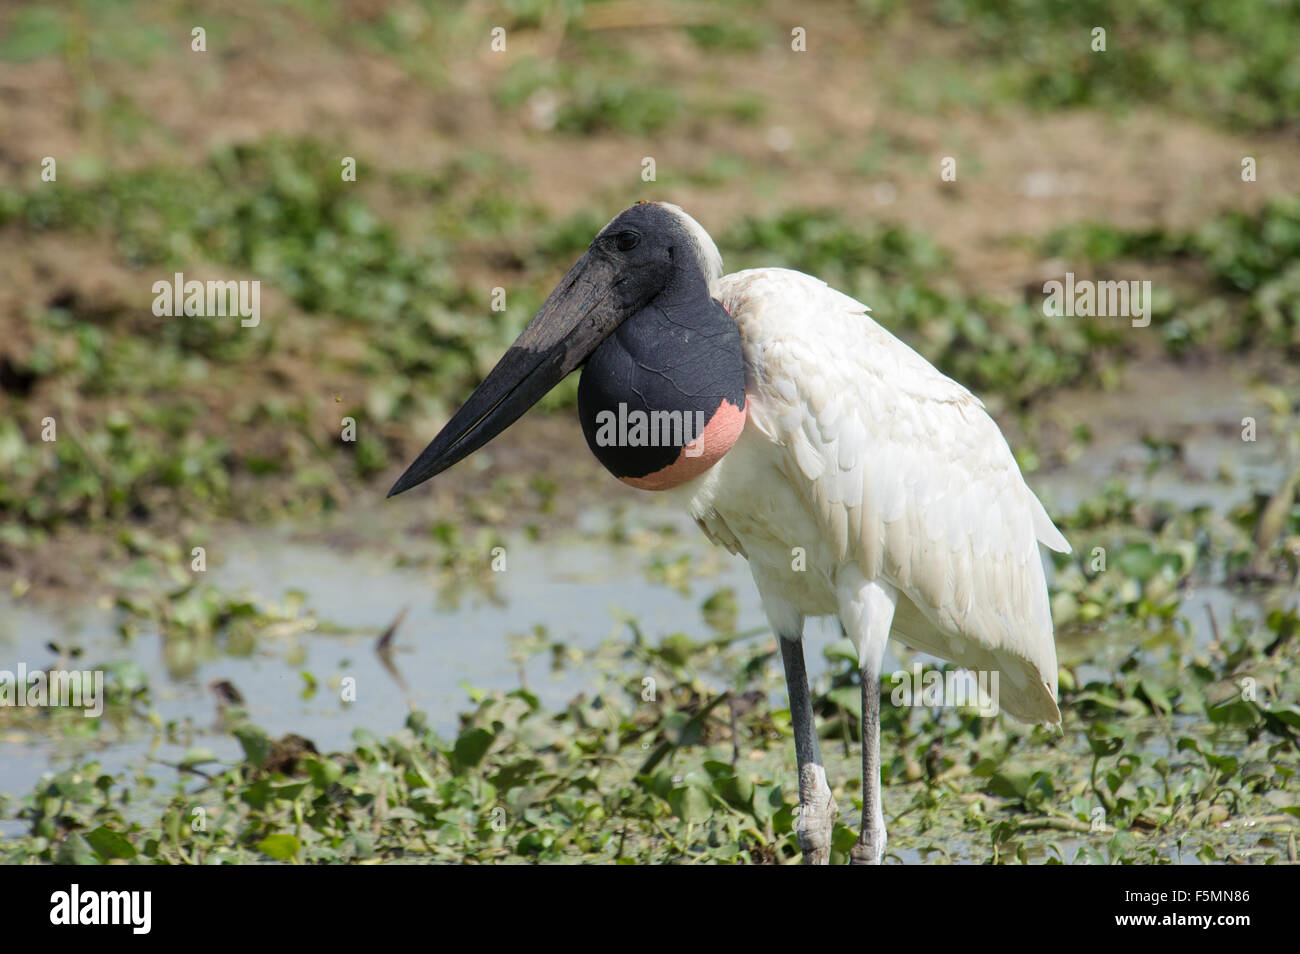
[619, 399, 747, 491]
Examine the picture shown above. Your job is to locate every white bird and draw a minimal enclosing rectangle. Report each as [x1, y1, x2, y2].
[389, 201, 1070, 864]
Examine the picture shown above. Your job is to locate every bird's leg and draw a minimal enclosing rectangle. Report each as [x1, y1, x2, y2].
[849, 666, 885, 865]
[836, 570, 896, 866]
[778, 634, 836, 865]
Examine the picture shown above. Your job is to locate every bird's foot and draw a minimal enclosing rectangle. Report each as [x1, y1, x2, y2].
[849, 823, 886, 865]
[795, 764, 837, 865]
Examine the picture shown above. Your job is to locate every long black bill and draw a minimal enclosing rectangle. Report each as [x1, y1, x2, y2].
[387, 251, 626, 497]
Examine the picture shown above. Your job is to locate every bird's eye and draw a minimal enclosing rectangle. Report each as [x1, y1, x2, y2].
[614, 230, 640, 252]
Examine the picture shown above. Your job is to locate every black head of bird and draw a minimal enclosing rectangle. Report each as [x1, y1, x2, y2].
[387, 201, 746, 497]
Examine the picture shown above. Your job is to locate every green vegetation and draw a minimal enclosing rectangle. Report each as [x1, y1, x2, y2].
[0, 141, 536, 535]
[3, 502, 1296, 863]
[1, 139, 1296, 534]
[4, 453, 1297, 863]
[1044, 197, 1300, 353]
[919, 0, 1300, 130]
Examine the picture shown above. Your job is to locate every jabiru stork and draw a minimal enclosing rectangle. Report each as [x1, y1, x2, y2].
[389, 201, 1070, 865]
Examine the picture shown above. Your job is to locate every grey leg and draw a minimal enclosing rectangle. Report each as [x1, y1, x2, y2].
[835, 569, 895, 866]
[779, 635, 836, 865]
[849, 668, 885, 865]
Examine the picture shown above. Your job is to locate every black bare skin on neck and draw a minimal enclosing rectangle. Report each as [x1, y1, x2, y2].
[578, 258, 746, 481]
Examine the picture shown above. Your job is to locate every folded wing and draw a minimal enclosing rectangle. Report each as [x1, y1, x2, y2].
[720, 268, 1069, 723]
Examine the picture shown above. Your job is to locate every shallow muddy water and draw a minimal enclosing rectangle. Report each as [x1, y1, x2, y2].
[0, 513, 758, 799]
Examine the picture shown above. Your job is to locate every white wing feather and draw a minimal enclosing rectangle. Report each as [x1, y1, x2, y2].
[719, 269, 1069, 723]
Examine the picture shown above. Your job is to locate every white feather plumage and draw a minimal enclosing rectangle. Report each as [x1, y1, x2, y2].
[681, 267, 1069, 723]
